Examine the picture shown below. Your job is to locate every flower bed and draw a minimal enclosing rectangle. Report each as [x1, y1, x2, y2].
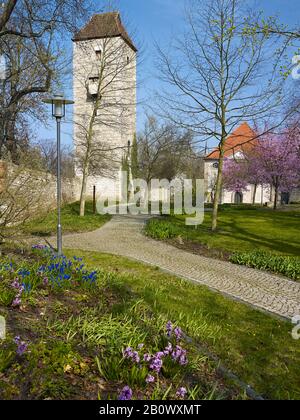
[0, 246, 243, 400]
[230, 251, 300, 281]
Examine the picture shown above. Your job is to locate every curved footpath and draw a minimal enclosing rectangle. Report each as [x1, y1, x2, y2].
[51, 214, 300, 320]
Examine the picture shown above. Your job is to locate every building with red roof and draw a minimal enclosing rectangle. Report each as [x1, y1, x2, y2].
[204, 123, 270, 204]
[205, 122, 258, 160]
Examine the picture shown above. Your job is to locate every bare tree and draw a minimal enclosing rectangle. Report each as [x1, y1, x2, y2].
[35, 138, 75, 180]
[138, 115, 200, 184]
[73, 16, 137, 216]
[0, 0, 94, 39]
[0, 0, 98, 161]
[0, 30, 54, 160]
[156, 0, 290, 230]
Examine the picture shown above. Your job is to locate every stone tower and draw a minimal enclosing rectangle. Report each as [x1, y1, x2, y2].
[73, 12, 137, 200]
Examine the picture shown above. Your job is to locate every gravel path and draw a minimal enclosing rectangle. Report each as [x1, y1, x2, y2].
[48, 214, 300, 319]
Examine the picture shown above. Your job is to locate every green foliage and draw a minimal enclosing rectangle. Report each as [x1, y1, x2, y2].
[25, 340, 84, 399]
[0, 284, 15, 306]
[230, 251, 300, 280]
[145, 218, 181, 240]
[0, 346, 15, 373]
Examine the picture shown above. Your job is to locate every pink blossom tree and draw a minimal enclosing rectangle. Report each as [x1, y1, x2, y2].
[222, 131, 300, 209]
[257, 133, 300, 209]
[222, 159, 249, 194]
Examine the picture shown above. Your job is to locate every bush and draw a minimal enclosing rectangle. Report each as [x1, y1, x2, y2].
[144, 219, 180, 240]
[230, 251, 300, 280]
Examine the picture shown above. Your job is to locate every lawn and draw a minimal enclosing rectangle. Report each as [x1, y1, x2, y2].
[145, 206, 300, 256]
[20, 201, 111, 237]
[1, 246, 299, 400]
[78, 251, 300, 400]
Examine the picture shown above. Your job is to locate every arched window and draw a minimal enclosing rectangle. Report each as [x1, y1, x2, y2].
[234, 192, 243, 204]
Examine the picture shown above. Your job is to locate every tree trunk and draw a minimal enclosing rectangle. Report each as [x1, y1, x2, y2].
[273, 185, 279, 210]
[252, 183, 257, 205]
[211, 151, 225, 231]
[78, 107, 97, 217]
[79, 160, 89, 217]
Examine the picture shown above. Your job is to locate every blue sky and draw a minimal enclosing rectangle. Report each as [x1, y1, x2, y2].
[39, 0, 300, 148]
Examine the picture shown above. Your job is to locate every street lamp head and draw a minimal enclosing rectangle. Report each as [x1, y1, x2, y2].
[42, 92, 74, 118]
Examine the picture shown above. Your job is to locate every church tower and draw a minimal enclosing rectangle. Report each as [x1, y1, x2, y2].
[73, 12, 137, 200]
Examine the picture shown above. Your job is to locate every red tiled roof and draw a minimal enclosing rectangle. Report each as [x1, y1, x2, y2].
[73, 12, 137, 52]
[206, 122, 258, 159]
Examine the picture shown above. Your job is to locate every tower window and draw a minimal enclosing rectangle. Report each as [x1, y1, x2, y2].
[89, 76, 99, 83]
[88, 77, 99, 97]
[95, 49, 102, 60]
[127, 56, 130, 65]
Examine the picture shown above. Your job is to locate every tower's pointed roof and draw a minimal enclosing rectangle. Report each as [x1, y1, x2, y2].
[205, 122, 258, 159]
[73, 11, 137, 52]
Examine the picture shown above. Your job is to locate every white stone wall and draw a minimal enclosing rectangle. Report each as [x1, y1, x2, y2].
[222, 185, 271, 205]
[73, 35, 136, 200]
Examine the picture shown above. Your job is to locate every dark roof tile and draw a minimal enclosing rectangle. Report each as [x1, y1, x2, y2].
[73, 12, 137, 52]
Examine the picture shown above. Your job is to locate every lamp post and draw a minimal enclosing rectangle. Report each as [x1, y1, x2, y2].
[42, 93, 74, 256]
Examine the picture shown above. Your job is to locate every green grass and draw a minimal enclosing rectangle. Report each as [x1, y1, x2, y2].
[66, 250, 300, 400]
[21, 201, 111, 237]
[145, 206, 300, 256]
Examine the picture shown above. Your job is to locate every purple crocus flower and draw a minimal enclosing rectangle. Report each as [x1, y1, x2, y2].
[16, 342, 28, 356]
[12, 297, 21, 307]
[118, 386, 133, 401]
[143, 353, 151, 362]
[14, 336, 28, 356]
[138, 343, 144, 350]
[12, 280, 20, 289]
[166, 321, 173, 337]
[179, 354, 188, 366]
[146, 374, 155, 384]
[132, 351, 140, 364]
[164, 343, 173, 356]
[176, 387, 187, 398]
[172, 345, 188, 365]
[123, 347, 140, 364]
[155, 351, 165, 359]
[150, 357, 163, 373]
[123, 347, 134, 358]
[174, 327, 182, 341]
